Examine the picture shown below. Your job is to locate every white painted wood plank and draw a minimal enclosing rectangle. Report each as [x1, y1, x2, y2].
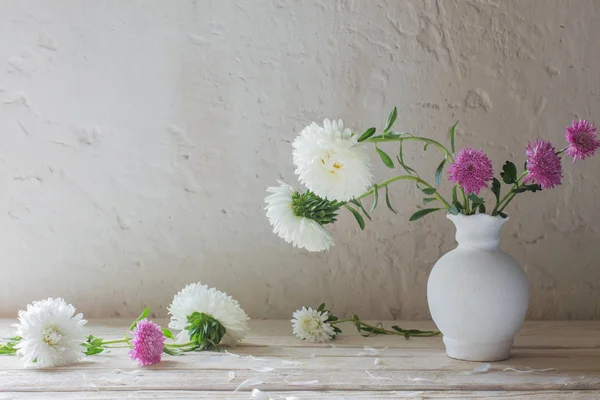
[1, 319, 599, 395]
[0, 367, 599, 392]
[1, 390, 599, 399]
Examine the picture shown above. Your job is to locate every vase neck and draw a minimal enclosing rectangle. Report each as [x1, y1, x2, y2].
[447, 213, 507, 250]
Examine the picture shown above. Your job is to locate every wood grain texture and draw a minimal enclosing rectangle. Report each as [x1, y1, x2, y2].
[0, 319, 599, 398]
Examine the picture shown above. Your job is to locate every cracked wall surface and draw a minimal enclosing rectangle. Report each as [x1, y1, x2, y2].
[0, 0, 599, 319]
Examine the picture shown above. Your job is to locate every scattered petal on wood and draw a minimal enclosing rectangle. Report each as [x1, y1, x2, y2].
[289, 380, 319, 385]
[374, 358, 381, 366]
[224, 350, 241, 358]
[358, 345, 388, 356]
[365, 370, 392, 380]
[227, 371, 236, 382]
[248, 355, 270, 362]
[407, 375, 435, 382]
[503, 367, 557, 373]
[281, 360, 304, 367]
[251, 388, 271, 400]
[251, 366, 275, 372]
[234, 377, 264, 392]
[470, 363, 490, 374]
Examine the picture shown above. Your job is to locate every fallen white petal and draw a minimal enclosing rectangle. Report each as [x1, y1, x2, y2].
[281, 360, 304, 367]
[251, 367, 275, 372]
[251, 388, 271, 399]
[365, 370, 392, 380]
[289, 380, 319, 385]
[248, 355, 270, 362]
[407, 376, 434, 382]
[471, 363, 490, 374]
[225, 350, 241, 358]
[228, 371, 236, 382]
[234, 377, 264, 392]
[374, 358, 381, 366]
[503, 367, 557, 373]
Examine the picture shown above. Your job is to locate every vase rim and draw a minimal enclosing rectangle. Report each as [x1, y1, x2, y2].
[446, 213, 510, 223]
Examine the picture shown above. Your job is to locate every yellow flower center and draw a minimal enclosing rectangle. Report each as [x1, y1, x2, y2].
[41, 326, 62, 346]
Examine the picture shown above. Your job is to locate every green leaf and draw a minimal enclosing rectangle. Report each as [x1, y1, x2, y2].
[163, 346, 184, 356]
[423, 197, 437, 205]
[358, 127, 376, 142]
[448, 204, 460, 215]
[349, 199, 372, 221]
[452, 201, 464, 212]
[467, 193, 484, 206]
[515, 184, 542, 193]
[129, 308, 150, 331]
[370, 184, 379, 212]
[384, 185, 397, 214]
[479, 203, 486, 213]
[435, 158, 446, 186]
[421, 187, 437, 195]
[396, 141, 417, 176]
[317, 303, 325, 312]
[449, 121, 458, 154]
[491, 178, 501, 203]
[84, 347, 104, 356]
[385, 131, 405, 137]
[162, 328, 175, 340]
[345, 205, 365, 230]
[384, 107, 397, 132]
[409, 208, 442, 221]
[376, 146, 394, 168]
[500, 161, 518, 184]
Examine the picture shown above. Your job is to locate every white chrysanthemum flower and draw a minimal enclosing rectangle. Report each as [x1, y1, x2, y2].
[293, 119, 373, 201]
[13, 298, 87, 368]
[265, 182, 334, 252]
[168, 283, 250, 346]
[291, 306, 335, 343]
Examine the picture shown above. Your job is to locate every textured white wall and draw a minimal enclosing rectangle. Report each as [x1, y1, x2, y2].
[1, 0, 599, 320]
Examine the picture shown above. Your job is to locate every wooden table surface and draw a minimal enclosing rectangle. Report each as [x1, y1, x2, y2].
[0, 319, 599, 399]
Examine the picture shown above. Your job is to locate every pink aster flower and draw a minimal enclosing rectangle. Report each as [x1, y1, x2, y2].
[564, 119, 600, 162]
[129, 319, 165, 366]
[447, 148, 494, 194]
[524, 140, 562, 189]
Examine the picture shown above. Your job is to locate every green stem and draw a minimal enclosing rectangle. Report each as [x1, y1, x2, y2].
[364, 136, 454, 163]
[356, 175, 451, 209]
[165, 342, 196, 349]
[100, 338, 130, 345]
[492, 170, 529, 214]
[331, 317, 440, 338]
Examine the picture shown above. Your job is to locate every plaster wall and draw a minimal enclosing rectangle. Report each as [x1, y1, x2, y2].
[1, 0, 599, 319]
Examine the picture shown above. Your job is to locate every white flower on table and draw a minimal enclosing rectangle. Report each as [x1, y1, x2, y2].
[168, 282, 250, 347]
[291, 306, 335, 343]
[13, 297, 87, 368]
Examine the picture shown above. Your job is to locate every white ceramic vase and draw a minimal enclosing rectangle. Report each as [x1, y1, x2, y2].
[427, 213, 529, 362]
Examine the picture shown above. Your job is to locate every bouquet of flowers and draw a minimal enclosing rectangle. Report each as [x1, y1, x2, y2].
[265, 109, 599, 251]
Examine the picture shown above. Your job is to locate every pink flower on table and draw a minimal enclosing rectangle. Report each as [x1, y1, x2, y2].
[524, 140, 562, 189]
[129, 319, 165, 366]
[565, 119, 600, 162]
[447, 148, 494, 194]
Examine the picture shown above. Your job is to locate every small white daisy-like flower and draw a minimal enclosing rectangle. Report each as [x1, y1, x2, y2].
[265, 182, 335, 252]
[293, 119, 373, 201]
[168, 283, 250, 346]
[13, 298, 87, 368]
[291, 306, 335, 343]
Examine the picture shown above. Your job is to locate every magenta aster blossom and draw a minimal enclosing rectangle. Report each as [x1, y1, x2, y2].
[129, 319, 165, 366]
[564, 119, 600, 162]
[524, 140, 562, 189]
[447, 148, 494, 194]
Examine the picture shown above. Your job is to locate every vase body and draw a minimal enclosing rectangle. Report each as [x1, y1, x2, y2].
[427, 214, 529, 361]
